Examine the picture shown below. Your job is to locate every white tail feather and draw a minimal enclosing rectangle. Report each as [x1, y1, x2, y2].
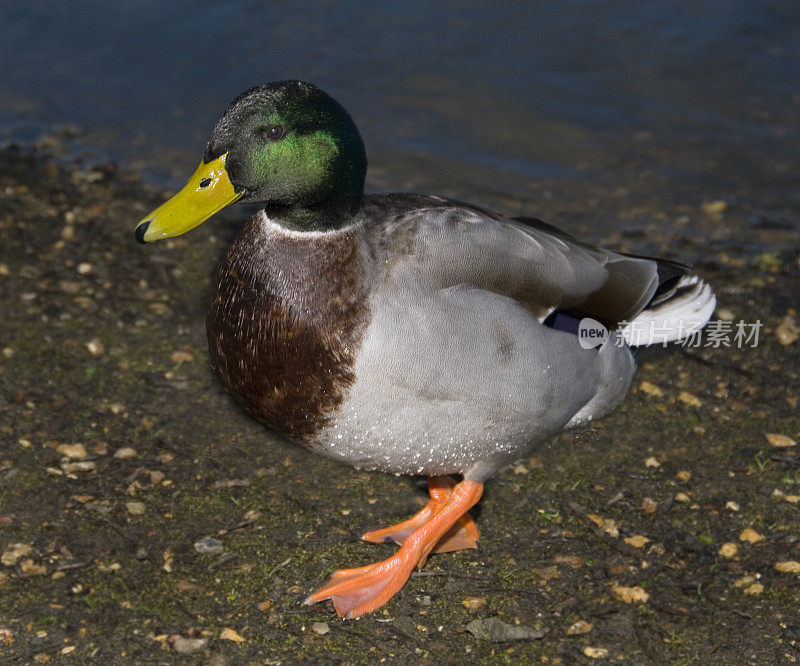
[622, 275, 716, 347]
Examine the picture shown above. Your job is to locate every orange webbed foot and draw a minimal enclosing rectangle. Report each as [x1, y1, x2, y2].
[361, 476, 480, 553]
[306, 477, 483, 618]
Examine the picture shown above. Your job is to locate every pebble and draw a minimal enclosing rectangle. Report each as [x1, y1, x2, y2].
[641, 497, 658, 515]
[85, 339, 104, 356]
[173, 637, 208, 654]
[462, 596, 487, 609]
[220, 627, 245, 643]
[776, 315, 798, 346]
[311, 622, 330, 635]
[19, 559, 47, 575]
[612, 584, 649, 604]
[624, 535, 651, 548]
[678, 391, 702, 407]
[739, 528, 765, 544]
[61, 461, 95, 473]
[719, 543, 739, 558]
[567, 620, 593, 635]
[644, 457, 660, 468]
[639, 381, 662, 397]
[765, 433, 796, 448]
[675, 470, 692, 481]
[583, 646, 609, 659]
[194, 537, 224, 554]
[113, 447, 137, 459]
[775, 561, 800, 573]
[465, 617, 546, 641]
[56, 443, 87, 459]
[125, 502, 146, 515]
[702, 200, 727, 216]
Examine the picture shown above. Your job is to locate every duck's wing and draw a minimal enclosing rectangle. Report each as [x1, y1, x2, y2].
[365, 194, 662, 328]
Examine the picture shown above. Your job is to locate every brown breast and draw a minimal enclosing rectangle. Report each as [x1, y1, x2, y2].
[206, 213, 372, 443]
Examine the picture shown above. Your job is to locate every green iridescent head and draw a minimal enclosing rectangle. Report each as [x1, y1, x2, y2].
[135, 81, 367, 241]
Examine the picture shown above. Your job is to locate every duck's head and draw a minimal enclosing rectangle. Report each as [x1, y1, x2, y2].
[135, 80, 367, 242]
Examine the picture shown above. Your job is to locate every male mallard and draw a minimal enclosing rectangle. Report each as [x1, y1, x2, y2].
[135, 80, 715, 619]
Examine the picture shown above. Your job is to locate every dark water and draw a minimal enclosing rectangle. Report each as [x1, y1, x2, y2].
[1, 1, 799, 213]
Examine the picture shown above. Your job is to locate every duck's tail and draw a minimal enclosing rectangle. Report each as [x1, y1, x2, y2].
[621, 258, 716, 347]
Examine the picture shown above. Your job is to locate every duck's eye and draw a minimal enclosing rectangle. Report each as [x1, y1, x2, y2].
[262, 125, 285, 141]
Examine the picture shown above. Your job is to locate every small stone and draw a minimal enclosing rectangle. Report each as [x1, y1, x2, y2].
[678, 391, 702, 407]
[2, 543, 33, 566]
[765, 433, 796, 448]
[194, 537, 224, 555]
[725, 501, 740, 512]
[62, 461, 95, 473]
[172, 637, 208, 654]
[739, 528, 765, 544]
[716, 308, 736, 321]
[639, 381, 662, 397]
[675, 470, 691, 481]
[311, 622, 330, 635]
[553, 553, 583, 568]
[113, 447, 137, 459]
[513, 463, 528, 475]
[97, 562, 121, 573]
[60, 646, 75, 655]
[533, 566, 559, 581]
[19, 559, 47, 575]
[76, 262, 93, 275]
[85, 339, 104, 356]
[719, 543, 739, 558]
[462, 596, 487, 609]
[587, 514, 619, 537]
[644, 456, 660, 468]
[583, 646, 609, 659]
[566, 620, 593, 635]
[465, 617, 546, 642]
[257, 600, 272, 612]
[641, 497, 658, 515]
[776, 315, 799, 346]
[170, 350, 194, 363]
[612, 584, 650, 604]
[702, 200, 727, 215]
[775, 560, 800, 574]
[744, 583, 764, 596]
[675, 492, 691, 502]
[126, 502, 146, 515]
[56, 443, 87, 459]
[220, 627, 245, 643]
[624, 535, 651, 548]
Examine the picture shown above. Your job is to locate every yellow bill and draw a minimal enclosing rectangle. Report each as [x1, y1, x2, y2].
[134, 153, 243, 243]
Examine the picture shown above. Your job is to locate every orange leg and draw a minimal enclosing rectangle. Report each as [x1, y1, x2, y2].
[305, 478, 483, 618]
[361, 476, 480, 555]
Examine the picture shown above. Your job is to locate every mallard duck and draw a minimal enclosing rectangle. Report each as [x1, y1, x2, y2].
[135, 80, 715, 619]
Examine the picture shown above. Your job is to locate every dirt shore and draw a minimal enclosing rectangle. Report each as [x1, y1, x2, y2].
[1, 144, 799, 664]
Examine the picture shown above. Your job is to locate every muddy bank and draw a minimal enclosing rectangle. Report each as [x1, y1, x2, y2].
[0, 144, 799, 664]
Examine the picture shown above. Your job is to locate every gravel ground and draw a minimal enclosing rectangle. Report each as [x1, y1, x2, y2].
[0, 144, 799, 664]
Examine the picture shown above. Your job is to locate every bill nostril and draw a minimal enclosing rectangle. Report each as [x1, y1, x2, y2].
[135, 220, 151, 244]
